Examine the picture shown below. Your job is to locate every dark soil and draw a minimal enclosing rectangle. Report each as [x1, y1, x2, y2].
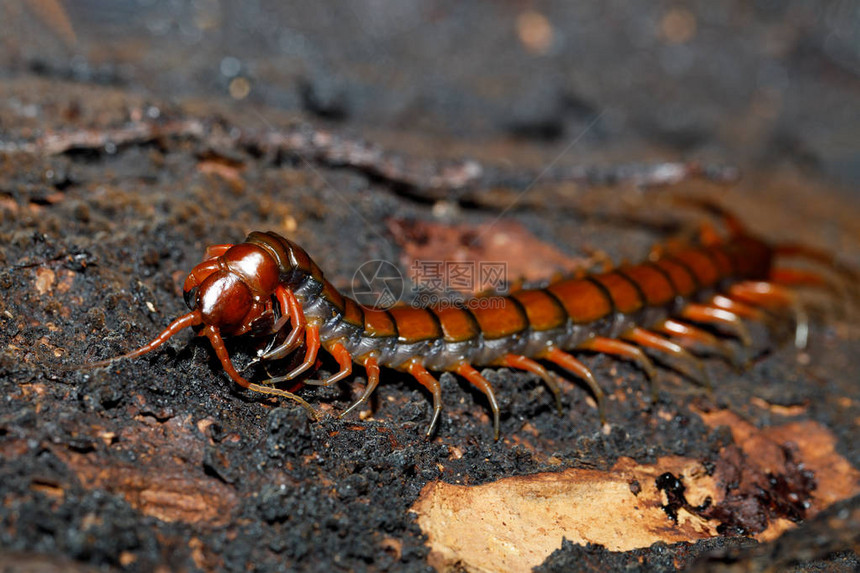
[1, 3, 859, 572]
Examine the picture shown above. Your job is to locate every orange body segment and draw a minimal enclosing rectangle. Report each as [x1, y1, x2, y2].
[388, 307, 443, 343]
[618, 265, 676, 307]
[362, 308, 398, 338]
[320, 280, 345, 312]
[651, 258, 697, 297]
[670, 249, 720, 288]
[468, 297, 529, 339]
[510, 289, 568, 331]
[546, 279, 613, 324]
[433, 306, 481, 342]
[703, 246, 734, 277]
[590, 272, 643, 314]
[341, 298, 365, 328]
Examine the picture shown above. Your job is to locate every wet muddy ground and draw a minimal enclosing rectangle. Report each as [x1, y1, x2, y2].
[1, 2, 859, 572]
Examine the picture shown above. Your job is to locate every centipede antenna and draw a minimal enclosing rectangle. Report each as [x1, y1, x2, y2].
[86, 310, 203, 369]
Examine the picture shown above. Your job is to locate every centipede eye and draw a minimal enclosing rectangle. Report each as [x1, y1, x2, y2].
[184, 285, 199, 310]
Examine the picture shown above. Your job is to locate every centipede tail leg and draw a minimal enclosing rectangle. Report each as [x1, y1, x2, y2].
[501, 354, 563, 413]
[456, 363, 501, 440]
[770, 268, 834, 290]
[622, 327, 711, 390]
[654, 318, 743, 368]
[775, 243, 860, 289]
[340, 353, 381, 419]
[679, 303, 753, 347]
[407, 361, 443, 437]
[770, 268, 847, 314]
[306, 341, 352, 386]
[262, 287, 307, 360]
[542, 348, 605, 423]
[775, 243, 860, 314]
[577, 337, 659, 403]
[204, 325, 319, 417]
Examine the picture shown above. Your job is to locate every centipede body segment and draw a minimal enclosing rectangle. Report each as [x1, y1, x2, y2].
[89, 202, 846, 439]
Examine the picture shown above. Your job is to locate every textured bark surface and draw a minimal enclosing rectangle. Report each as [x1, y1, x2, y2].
[1, 3, 859, 572]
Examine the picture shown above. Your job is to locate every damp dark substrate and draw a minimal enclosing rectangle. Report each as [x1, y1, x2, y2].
[1, 4, 859, 572]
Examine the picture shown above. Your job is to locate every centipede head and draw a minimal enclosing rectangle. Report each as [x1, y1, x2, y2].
[183, 243, 281, 336]
[88, 243, 284, 371]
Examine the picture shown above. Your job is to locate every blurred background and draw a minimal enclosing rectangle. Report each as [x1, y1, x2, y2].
[1, 0, 858, 186]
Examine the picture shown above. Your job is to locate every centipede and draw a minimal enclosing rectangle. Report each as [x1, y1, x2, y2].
[88, 201, 854, 439]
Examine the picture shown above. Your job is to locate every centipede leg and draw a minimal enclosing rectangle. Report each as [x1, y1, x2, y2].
[542, 348, 605, 423]
[577, 337, 659, 403]
[679, 303, 753, 347]
[262, 287, 307, 360]
[775, 243, 860, 312]
[728, 281, 809, 348]
[774, 243, 860, 287]
[501, 354, 563, 413]
[654, 318, 742, 368]
[770, 268, 834, 290]
[262, 323, 321, 384]
[709, 294, 766, 321]
[456, 363, 501, 440]
[306, 341, 353, 386]
[622, 327, 711, 390]
[340, 353, 381, 419]
[204, 325, 318, 417]
[771, 267, 848, 316]
[407, 361, 443, 437]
